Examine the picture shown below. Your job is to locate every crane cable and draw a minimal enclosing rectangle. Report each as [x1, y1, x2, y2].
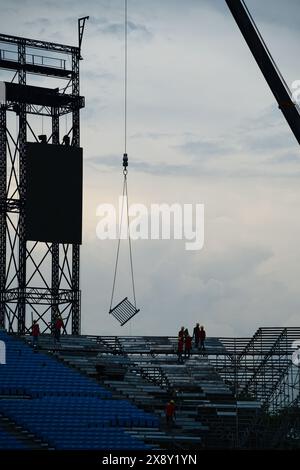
[109, 0, 137, 312]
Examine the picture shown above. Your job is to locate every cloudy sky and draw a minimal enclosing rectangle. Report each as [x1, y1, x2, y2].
[1, 0, 300, 337]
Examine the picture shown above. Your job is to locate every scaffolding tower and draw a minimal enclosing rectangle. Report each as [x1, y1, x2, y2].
[0, 21, 87, 335]
[210, 327, 300, 413]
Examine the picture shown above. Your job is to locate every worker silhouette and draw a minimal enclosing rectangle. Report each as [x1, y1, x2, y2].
[54, 315, 64, 344]
[193, 323, 200, 349]
[178, 326, 185, 339]
[165, 400, 176, 428]
[31, 320, 40, 349]
[199, 325, 206, 352]
[185, 333, 192, 359]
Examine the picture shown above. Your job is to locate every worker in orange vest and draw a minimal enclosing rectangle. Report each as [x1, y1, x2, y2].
[185, 334, 192, 358]
[31, 320, 40, 349]
[165, 400, 176, 427]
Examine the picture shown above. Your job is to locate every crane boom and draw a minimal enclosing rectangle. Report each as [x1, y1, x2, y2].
[225, 0, 300, 145]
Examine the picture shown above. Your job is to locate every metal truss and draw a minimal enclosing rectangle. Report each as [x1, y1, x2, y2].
[0, 33, 77, 54]
[210, 327, 300, 413]
[0, 30, 84, 335]
[0, 106, 6, 328]
[5, 100, 85, 118]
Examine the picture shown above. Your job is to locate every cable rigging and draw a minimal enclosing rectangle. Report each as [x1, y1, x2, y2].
[109, 0, 140, 326]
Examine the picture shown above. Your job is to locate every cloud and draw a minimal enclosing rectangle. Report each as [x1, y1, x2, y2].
[168, 104, 300, 178]
[24, 18, 51, 28]
[201, 0, 300, 32]
[86, 154, 189, 176]
[82, 69, 115, 82]
[246, 0, 300, 32]
[96, 19, 152, 41]
[196, 245, 273, 283]
[86, 135, 300, 179]
[269, 153, 300, 165]
[176, 138, 235, 158]
[131, 131, 175, 140]
[2, 0, 300, 338]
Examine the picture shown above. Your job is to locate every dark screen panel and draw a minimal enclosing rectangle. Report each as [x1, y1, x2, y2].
[25, 143, 83, 244]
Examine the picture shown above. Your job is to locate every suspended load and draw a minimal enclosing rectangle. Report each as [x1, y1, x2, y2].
[108, 152, 140, 325]
[108, 0, 140, 326]
[109, 297, 140, 326]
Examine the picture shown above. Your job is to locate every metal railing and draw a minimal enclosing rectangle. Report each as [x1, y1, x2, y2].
[0, 48, 66, 70]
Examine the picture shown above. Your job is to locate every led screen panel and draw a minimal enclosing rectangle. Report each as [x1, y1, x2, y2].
[25, 143, 82, 244]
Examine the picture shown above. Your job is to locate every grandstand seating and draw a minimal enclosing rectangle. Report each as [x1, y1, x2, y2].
[0, 331, 158, 449]
[0, 330, 265, 449]
[35, 334, 261, 448]
[0, 425, 27, 450]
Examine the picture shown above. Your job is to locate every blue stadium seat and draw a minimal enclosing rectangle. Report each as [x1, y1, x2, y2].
[0, 426, 27, 449]
[0, 331, 157, 450]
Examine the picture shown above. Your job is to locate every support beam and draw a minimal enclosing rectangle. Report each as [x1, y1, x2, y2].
[0, 106, 6, 328]
[17, 41, 26, 334]
[51, 107, 60, 325]
[225, 0, 300, 146]
[71, 51, 81, 335]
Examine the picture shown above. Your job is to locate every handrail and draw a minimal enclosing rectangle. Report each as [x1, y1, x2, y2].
[0, 48, 66, 70]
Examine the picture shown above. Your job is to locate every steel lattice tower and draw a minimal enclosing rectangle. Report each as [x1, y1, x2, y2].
[0, 19, 88, 334]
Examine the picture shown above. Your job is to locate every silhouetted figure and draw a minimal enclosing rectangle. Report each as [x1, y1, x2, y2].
[54, 316, 64, 344]
[165, 400, 176, 427]
[193, 323, 200, 349]
[62, 135, 70, 146]
[185, 334, 192, 358]
[199, 325, 206, 351]
[38, 134, 47, 144]
[31, 320, 40, 349]
[177, 335, 184, 363]
[178, 326, 185, 339]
